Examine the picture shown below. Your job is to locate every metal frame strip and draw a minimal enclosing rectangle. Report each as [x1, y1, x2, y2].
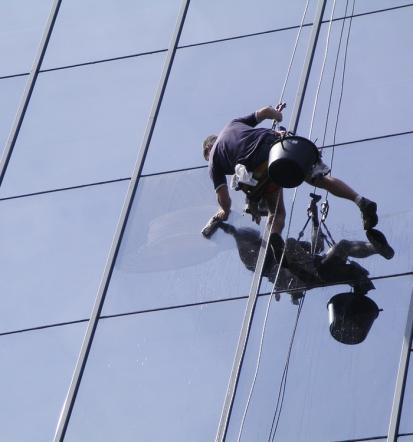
[52, 1, 191, 440]
[215, 1, 327, 440]
[0, 0, 63, 187]
[387, 288, 413, 441]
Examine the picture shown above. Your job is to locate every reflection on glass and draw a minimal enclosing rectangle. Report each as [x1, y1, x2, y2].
[0, 77, 27, 157]
[0, 181, 128, 332]
[298, 8, 413, 143]
[0, 323, 86, 441]
[0, 54, 164, 197]
[42, 0, 181, 68]
[103, 169, 264, 316]
[226, 276, 412, 441]
[65, 299, 245, 442]
[143, 27, 310, 175]
[180, 0, 315, 45]
[399, 354, 413, 433]
[0, 0, 52, 76]
[269, 134, 413, 284]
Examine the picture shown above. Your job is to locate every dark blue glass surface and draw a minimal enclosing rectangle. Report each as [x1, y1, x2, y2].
[0, 55, 164, 197]
[65, 299, 245, 441]
[42, 0, 181, 68]
[143, 27, 310, 175]
[0, 323, 86, 441]
[298, 8, 413, 144]
[0, 0, 52, 76]
[227, 276, 412, 441]
[180, 0, 316, 45]
[400, 354, 413, 433]
[0, 77, 26, 157]
[103, 168, 265, 315]
[0, 181, 128, 332]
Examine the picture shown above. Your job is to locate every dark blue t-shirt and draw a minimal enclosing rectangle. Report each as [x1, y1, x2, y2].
[208, 113, 275, 191]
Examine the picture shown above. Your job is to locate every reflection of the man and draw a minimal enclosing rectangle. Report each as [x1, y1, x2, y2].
[219, 222, 393, 303]
[219, 223, 304, 304]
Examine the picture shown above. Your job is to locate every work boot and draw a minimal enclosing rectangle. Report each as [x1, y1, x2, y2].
[366, 228, 395, 260]
[358, 197, 378, 230]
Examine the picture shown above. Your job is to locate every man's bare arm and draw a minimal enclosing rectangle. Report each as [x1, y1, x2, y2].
[255, 105, 283, 124]
[215, 185, 231, 220]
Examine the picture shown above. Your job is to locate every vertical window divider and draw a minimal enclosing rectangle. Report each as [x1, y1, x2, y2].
[52, 1, 191, 440]
[0, 0, 63, 187]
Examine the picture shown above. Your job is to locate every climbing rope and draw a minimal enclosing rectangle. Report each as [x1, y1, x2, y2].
[272, 0, 311, 131]
[236, 1, 357, 440]
[308, 0, 338, 139]
[236, 2, 356, 440]
[236, 4, 312, 438]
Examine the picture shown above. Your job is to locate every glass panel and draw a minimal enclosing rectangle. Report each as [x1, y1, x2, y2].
[0, 180, 128, 332]
[298, 7, 413, 144]
[180, 0, 316, 45]
[0, 77, 27, 157]
[0, 0, 52, 77]
[65, 299, 245, 441]
[259, 133, 413, 298]
[400, 354, 413, 433]
[143, 27, 310, 175]
[324, 0, 413, 19]
[227, 276, 411, 441]
[42, 0, 181, 69]
[399, 436, 413, 441]
[0, 55, 164, 197]
[102, 169, 263, 316]
[0, 323, 86, 442]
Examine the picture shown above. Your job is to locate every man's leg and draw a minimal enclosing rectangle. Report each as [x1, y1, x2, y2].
[312, 174, 378, 230]
[324, 239, 376, 263]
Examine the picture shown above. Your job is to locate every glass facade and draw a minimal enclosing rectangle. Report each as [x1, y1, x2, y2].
[1, 1, 412, 441]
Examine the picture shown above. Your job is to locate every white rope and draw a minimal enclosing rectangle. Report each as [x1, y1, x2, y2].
[237, 2, 344, 440]
[308, 0, 338, 139]
[273, 0, 310, 131]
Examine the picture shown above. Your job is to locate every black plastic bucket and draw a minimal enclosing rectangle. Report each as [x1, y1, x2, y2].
[327, 292, 380, 345]
[268, 136, 319, 188]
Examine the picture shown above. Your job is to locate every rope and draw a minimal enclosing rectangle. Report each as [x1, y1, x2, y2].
[235, 2, 313, 437]
[308, 0, 338, 139]
[236, 0, 354, 439]
[313, 0, 355, 254]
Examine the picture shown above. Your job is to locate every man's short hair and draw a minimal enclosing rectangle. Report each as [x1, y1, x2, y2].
[203, 134, 217, 159]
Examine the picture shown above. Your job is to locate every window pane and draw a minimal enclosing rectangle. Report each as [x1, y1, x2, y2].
[42, 0, 181, 69]
[0, 55, 163, 197]
[298, 8, 413, 144]
[143, 27, 310, 175]
[400, 354, 413, 434]
[226, 277, 412, 441]
[0, 323, 86, 442]
[180, 0, 316, 45]
[324, 0, 413, 19]
[0, 0, 52, 76]
[102, 169, 264, 316]
[0, 77, 27, 157]
[65, 299, 245, 441]
[0, 181, 128, 332]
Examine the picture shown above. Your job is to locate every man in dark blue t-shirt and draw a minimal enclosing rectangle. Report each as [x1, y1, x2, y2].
[203, 105, 379, 235]
[203, 105, 286, 234]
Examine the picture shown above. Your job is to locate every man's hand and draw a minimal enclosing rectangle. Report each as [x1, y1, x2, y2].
[214, 209, 229, 221]
[255, 105, 285, 123]
[216, 185, 231, 219]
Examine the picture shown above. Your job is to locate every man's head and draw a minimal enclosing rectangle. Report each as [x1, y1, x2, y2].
[202, 135, 217, 161]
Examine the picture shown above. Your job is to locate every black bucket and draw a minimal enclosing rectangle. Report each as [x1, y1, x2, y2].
[327, 292, 380, 345]
[268, 136, 319, 188]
